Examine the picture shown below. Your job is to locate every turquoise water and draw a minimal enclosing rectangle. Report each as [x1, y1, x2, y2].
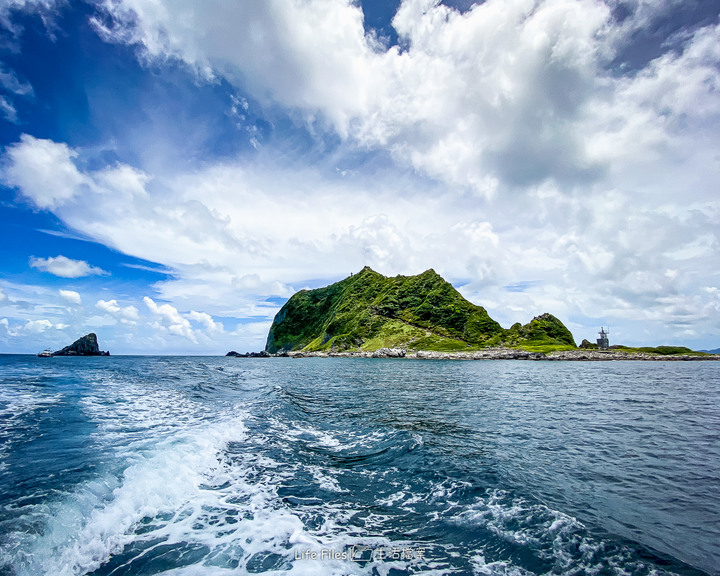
[0, 355, 718, 575]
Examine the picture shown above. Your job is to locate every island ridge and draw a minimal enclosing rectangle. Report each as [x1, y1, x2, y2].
[265, 267, 575, 354]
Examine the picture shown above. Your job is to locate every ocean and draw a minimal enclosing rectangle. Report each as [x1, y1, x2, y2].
[0, 355, 718, 576]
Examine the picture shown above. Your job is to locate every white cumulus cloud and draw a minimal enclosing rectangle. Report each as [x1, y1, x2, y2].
[186, 310, 223, 333]
[59, 289, 81, 305]
[30, 255, 109, 278]
[143, 297, 225, 343]
[23, 319, 53, 333]
[96, 299, 139, 323]
[143, 296, 195, 342]
[89, 0, 663, 193]
[4, 135, 89, 209]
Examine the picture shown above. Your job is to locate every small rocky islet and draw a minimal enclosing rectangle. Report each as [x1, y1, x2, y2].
[48, 332, 110, 356]
[229, 267, 718, 361]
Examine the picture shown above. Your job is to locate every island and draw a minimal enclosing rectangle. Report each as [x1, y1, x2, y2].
[225, 267, 717, 361]
[265, 266, 575, 354]
[52, 333, 110, 356]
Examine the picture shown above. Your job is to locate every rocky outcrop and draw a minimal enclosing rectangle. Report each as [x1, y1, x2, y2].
[371, 348, 406, 358]
[282, 348, 719, 361]
[285, 348, 543, 360]
[545, 349, 718, 361]
[53, 333, 109, 356]
[412, 348, 545, 360]
[226, 350, 277, 358]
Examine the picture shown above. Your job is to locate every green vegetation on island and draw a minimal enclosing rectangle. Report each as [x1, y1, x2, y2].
[265, 267, 576, 353]
[604, 345, 707, 357]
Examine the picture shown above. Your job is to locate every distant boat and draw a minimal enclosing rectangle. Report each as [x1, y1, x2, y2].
[37, 349, 53, 357]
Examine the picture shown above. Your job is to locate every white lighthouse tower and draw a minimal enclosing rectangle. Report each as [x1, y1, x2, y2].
[597, 327, 610, 349]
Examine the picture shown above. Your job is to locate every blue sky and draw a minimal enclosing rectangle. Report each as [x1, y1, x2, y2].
[1, 0, 719, 354]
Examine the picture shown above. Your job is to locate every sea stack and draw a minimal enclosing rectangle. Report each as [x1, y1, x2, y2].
[53, 333, 110, 356]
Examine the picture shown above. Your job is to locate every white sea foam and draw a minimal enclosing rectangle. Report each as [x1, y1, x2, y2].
[0, 388, 64, 472]
[5, 415, 244, 575]
[277, 419, 390, 453]
[309, 465, 348, 493]
[0, 388, 64, 422]
[79, 380, 202, 449]
[375, 491, 406, 507]
[1, 402, 417, 576]
[471, 554, 535, 576]
[452, 489, 681, 576]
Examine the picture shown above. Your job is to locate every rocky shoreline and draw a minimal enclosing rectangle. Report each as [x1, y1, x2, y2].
[229, 347, 719, 361]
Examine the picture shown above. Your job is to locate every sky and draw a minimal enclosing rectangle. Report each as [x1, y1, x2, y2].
[0, 0, 719, 355]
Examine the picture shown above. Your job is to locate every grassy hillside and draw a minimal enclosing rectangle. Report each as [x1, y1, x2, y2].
[265, 267, 576, 353]
[608, 345, 710, 357]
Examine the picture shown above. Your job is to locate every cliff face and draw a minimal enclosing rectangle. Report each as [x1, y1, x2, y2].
[265, 267, 576, 353]
[53, 333, 110, 356]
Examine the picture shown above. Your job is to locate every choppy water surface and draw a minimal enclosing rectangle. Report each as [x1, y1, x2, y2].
[0, 355, 718, 575]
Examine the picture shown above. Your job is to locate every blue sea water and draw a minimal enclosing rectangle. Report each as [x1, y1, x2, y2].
[0, 356, 718, 576]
